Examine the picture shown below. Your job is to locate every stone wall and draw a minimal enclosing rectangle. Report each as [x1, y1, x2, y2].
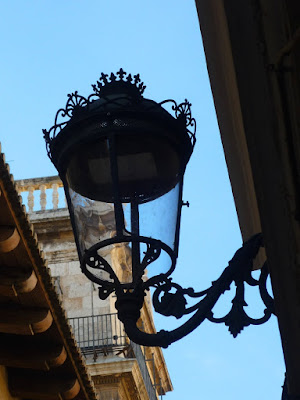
[29, 209, 112, 319]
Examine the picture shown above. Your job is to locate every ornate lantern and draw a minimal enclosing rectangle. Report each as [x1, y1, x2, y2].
[44, 69, 274, 348]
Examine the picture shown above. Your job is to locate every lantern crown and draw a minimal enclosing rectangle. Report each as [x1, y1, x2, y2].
[92, 68, 146, 98]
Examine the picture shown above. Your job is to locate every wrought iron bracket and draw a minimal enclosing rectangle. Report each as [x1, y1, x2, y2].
[116, 233, 275, 348]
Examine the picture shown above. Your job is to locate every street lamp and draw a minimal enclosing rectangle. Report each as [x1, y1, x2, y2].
[43, 69, 274, 348]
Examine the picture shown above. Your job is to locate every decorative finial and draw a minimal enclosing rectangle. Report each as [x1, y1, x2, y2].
[92, 68, 146, 97]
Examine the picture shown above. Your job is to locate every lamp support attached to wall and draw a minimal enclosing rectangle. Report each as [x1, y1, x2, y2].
[84, 232, 274, 348]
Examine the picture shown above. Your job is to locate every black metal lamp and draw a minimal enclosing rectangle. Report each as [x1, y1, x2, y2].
[44, 69, 275, 348]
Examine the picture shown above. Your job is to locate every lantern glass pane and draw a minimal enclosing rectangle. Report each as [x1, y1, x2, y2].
[69, 188, 115, 254]
[67, 180, 180, 284]
[69, 188, 135, 284]
[65, 131, 182, 284]
[138, 181, 180, 278]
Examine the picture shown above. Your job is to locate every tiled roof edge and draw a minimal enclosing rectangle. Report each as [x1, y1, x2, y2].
[0, 146, 97, 400]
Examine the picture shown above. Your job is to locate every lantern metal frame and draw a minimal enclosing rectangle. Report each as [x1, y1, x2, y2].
[43, 69, 275, 348]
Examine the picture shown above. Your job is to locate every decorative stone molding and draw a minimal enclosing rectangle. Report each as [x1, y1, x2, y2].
[16, 176, 64, 213]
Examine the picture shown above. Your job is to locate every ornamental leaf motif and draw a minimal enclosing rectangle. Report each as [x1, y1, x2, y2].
[141, 243, 161, 270]
[223, 297, 250, 337]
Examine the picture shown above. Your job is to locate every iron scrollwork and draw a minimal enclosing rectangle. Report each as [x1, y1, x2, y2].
[150, 261, 273, 337]
[207, 261, 274, 337]
[43, 68, 197, 147]
[159, 98, 196, 148]
[82, 250, 118, 300]
[78, 229, 274, 347]
[140, 242, 162, 270]
[120, 233, 275, 348]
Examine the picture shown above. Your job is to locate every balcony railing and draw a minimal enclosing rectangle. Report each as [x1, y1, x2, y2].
[69, 313, 159, 400]
[16, 176, 65, 212]
[69, 312, 128, 356]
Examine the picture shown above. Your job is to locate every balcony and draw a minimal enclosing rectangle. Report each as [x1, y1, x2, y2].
[69, 313, 161, 400]
[69, 312, 128, 357]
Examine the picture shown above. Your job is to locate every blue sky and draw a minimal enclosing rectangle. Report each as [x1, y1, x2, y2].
[0, 1, 285, 399]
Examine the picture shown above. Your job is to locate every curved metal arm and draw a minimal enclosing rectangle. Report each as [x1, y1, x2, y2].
[124, 261, 240, 348]
[119, 234, 275, 348]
